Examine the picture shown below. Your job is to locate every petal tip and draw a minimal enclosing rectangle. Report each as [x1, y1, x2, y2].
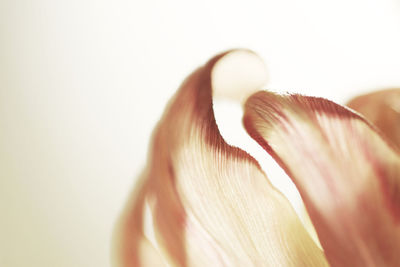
[212, 49, 268, 103]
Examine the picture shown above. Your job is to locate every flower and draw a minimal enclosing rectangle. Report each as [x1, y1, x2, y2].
[113, 50, 400, 267]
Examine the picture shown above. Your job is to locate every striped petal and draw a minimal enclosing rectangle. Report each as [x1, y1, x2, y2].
[244, 91, 400, 266]
[347, 89, 400, 148]
[116, 51, 328, 266]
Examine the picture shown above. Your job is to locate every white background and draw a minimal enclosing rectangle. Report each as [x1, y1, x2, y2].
[1, 0, 400, 266]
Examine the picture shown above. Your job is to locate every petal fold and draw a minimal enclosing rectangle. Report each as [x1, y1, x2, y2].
[117, 51, 328, 266]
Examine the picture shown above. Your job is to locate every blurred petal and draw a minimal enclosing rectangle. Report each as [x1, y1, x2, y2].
[113, 174, 171, 267]
[118, 51, 328, 266]
[244, 91, 400, 266]
[347, 89, 400, 148]
[137, 239, 169, 266]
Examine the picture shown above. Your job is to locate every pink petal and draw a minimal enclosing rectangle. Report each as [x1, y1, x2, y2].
[116, 51, 328, 266]
[244, 91, 400, 266]
[347, 89, 400, 148]
[113, 175, 170, 266]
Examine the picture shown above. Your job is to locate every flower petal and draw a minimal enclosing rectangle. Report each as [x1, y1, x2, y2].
[244, 91, 400, 266]
[347, 89, 400, 148]
[118, 51, 328, 266]
[113, 175, 170, 267]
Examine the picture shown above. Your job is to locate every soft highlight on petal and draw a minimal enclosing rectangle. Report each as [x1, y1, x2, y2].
[244, 91, 400, 267]
[116, 51, 328, 266]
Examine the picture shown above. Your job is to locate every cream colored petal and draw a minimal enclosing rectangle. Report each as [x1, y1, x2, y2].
[244, 91, 400, 266]
[119, 50, 328, 267]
